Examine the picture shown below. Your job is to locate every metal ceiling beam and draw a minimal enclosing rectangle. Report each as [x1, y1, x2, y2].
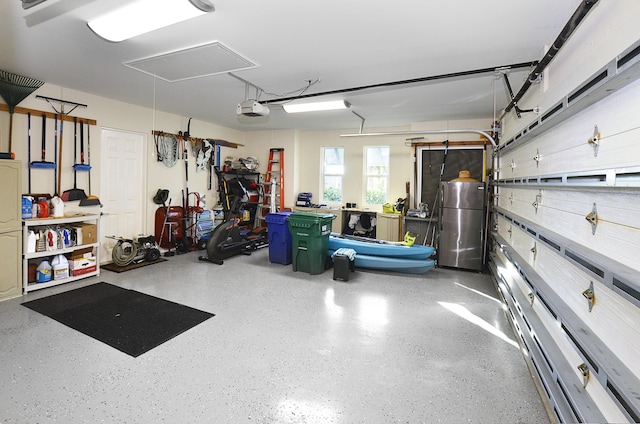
[261, 61, 538, 106]
[340, 129, 497, 148]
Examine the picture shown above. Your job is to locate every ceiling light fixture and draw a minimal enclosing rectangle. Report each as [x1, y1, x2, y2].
[283, 100, 351, 113]
[88, 0, 215, 42]
[21, 0, 47, 10]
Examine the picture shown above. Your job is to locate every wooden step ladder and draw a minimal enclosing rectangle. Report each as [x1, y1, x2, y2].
[255, 148, 284, 226]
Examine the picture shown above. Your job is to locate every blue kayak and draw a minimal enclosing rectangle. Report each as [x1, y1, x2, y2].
[329, 233, 435, 260]
[330, 249, 435, 274]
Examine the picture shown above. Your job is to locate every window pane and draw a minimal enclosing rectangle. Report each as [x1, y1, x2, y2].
[322, 147, 344, 204]
[365, 146, 389, 204]
[324, 148, 344, 175]
[324, 176, 342, 202]
[366, 176, 387, 204]
[366, 147, 389, 175]
[325, 164, 344, 174]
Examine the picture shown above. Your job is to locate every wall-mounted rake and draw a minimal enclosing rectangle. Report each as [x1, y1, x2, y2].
[0, 69, 44, 154]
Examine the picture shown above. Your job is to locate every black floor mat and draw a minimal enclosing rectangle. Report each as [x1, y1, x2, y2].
[22, 282, 214, 357]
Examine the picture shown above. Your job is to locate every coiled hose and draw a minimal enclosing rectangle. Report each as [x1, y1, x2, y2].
[112, 239, 138, 266]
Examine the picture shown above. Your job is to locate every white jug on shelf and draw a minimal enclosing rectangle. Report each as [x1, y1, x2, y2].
[51, 196, 64, 217]
[51, 254, 69, 280]
[27, 231, 37, 253]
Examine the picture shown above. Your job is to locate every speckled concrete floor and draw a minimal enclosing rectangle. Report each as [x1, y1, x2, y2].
[0, 249, 551, 423]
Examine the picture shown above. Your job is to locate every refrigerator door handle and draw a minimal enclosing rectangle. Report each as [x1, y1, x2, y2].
[439, 187, 444, 231]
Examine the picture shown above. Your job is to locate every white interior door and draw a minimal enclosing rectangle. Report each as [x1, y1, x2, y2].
[99, 128, 145, 263]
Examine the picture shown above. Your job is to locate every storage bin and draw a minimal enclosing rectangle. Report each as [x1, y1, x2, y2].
[287, 212, 335, 275]
[265, 211, 293, 265]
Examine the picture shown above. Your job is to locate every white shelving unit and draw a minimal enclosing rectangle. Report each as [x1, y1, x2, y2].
[23, 213, 101, 293]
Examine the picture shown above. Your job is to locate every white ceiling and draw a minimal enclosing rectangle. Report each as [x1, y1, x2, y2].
[2, 0, 585, 132]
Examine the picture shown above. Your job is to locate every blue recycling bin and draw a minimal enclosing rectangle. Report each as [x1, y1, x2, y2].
[266, 211, 293, 265]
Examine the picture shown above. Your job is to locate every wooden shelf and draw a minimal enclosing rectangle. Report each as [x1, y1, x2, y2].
[0, 103, 96, 125]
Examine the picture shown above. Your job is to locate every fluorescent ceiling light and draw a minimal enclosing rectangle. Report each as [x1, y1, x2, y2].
[283, 100, 351, 113]
[88, 0, 214, 42]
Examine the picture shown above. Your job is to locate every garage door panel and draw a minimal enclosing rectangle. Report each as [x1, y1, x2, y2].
[492, 245, 635, 423]
[493, 34, 640, 422]
[497, 224, 640, 377]
[499, 78, 640, 179]
[497, 187, 640, 272]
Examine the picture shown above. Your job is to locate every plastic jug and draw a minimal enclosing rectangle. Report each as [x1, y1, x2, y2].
[37, 201, 49, 218]
[22, 196, 33, 219]
[36, 259, 52, 283]
[51, 254, 69, 280]
[45, 228, 58, 251]
[60, 228, 71, 248]
[51, 196, 64, 217]
[27, 231, 37, 253]
[36, 230, 46, 252]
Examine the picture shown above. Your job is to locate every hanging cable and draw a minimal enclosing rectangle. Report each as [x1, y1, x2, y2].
[229, 73, 320, 102]
[258, 78, 321, 101]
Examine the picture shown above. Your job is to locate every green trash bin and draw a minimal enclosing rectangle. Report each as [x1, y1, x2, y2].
[288, 212, 336, 275]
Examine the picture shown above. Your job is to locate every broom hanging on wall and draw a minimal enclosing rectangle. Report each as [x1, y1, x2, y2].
[36, 95, 87, 198]
[61, 116, 88, 201]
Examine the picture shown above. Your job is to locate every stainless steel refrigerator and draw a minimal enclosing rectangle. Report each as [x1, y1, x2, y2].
[438, 182, 486, 271]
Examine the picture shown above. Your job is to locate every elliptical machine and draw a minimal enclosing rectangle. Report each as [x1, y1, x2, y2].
[199, 175, 267, 265]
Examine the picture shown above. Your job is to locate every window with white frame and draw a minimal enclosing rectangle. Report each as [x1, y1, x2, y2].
[365, 146, 389, 205]
[322, 147, 344, 204]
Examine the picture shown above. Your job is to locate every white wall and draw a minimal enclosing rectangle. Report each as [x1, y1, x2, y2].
[1, 82, 497, 234]
[1, 84, 248, 236]
[294, 119, 492, 212]
[295, 126, 410, 210]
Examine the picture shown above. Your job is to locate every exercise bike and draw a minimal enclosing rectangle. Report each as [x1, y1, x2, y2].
[199, 182, 267, 265]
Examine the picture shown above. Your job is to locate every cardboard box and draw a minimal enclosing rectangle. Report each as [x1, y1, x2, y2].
[70, 246, 94, 260]
[73, 223, 97, 244]
[28, 263, 38, 283]
[71, 265, 97, 277]
[69, 256, 97, 276]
